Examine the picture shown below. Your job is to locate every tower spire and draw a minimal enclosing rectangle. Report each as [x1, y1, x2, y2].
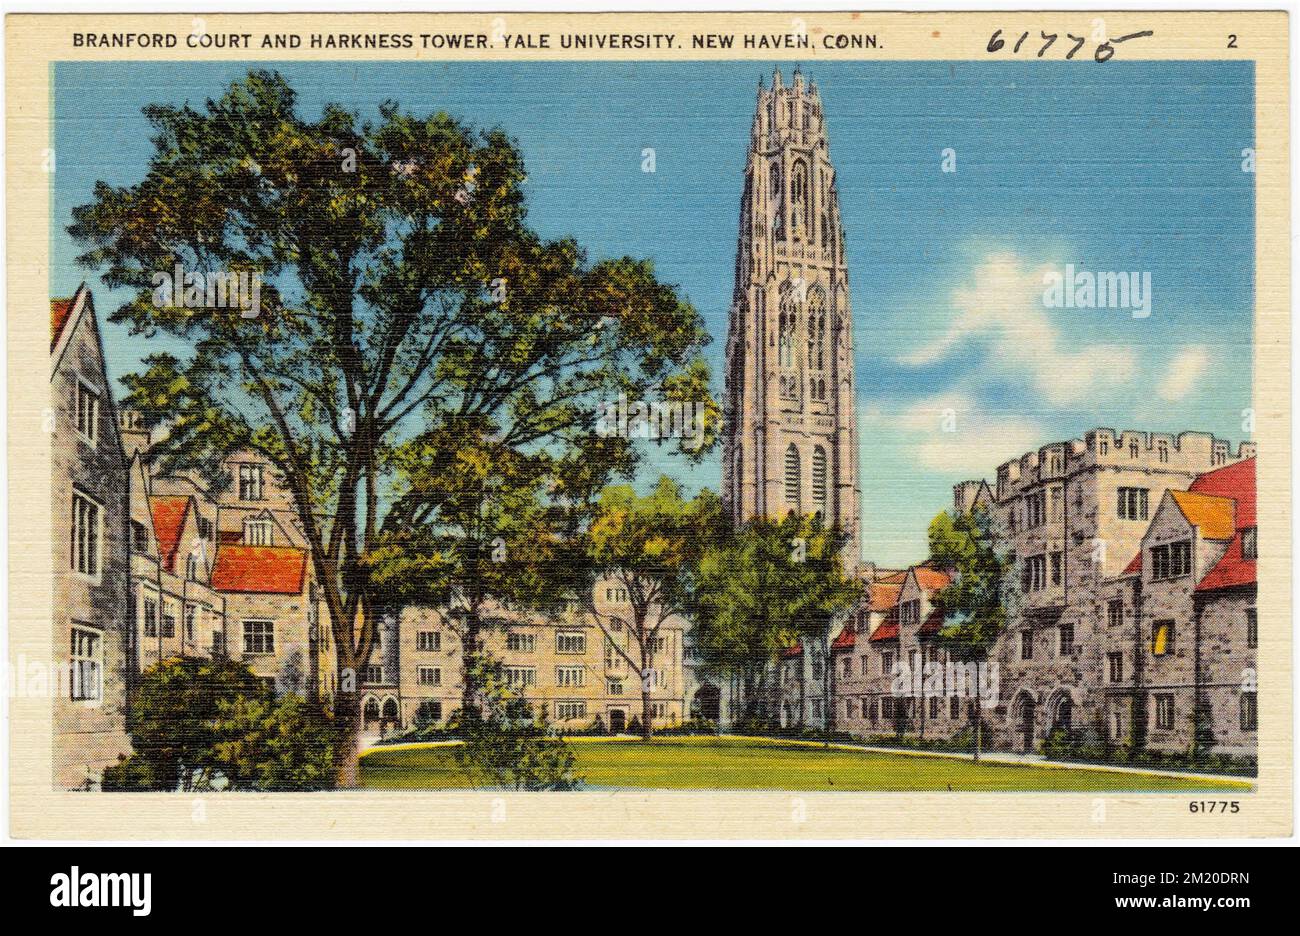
[722, 77, 861, 569]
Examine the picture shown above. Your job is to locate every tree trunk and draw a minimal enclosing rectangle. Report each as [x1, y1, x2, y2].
[333, 688, 361, 787]
[640, 647, 654, 742]
[461, 608, 482, 715]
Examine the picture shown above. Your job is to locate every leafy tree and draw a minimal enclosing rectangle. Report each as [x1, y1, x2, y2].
[102, 657, 335, 791]
[573, 477, 722, 740]
[446, 657, 578, 791]
[690, 514, 858, 724]
[70, 70, 713, 784]
[928, 505, 1012, 760]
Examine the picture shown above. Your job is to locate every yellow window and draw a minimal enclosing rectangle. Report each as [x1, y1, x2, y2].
[1152, 622, 1171, 656]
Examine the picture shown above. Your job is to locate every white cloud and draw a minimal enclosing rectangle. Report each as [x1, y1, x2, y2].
[1159, 346, 1209, 401]
[898, 252, 1136, 405]
[870, 392, 1047, 476]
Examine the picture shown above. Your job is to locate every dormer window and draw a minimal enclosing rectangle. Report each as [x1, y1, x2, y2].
[244, 518, 272, 546]
[1242, 527, 1257, 560]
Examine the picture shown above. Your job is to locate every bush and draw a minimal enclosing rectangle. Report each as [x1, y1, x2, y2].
[448, 699, 579, 791]
[107, 656, 336, 791]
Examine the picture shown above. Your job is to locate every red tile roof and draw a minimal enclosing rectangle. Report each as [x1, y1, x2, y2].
[869, 582, 902, 611]
[869, 620, 899, 642]
[782, 640, 803, 658]
[51, 298, 73, 352]
[211, 545, 308, 594]
[1194, 458, 1256, 593]
[149, 496, 190, 573]
[1123, 551, 1142, 575]
[912, 567, 951, 591]
[832, 627, 855, 650]
[919, 609, 945, 636]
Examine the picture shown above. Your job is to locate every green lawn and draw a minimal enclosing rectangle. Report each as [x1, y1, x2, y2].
[359, 736, 1253, 792]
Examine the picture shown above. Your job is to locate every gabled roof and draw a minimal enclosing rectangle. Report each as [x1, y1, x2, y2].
[911, 567, 951, 592]
[869, 620, 899, 642]
[1197, 533, 1255, 592]
[149, 495, 191, 572]
[1193, 458, 1256, 593]
[1168, 490, 1236, 541]
[919, 609, 945, 636]
[51, 298, 74, 352]
[211, 545, 308, 594]
[869, 582, 902, 612]
[832, 627, 855, 650]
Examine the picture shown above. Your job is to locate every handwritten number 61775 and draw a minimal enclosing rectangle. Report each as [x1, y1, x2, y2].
[986, 28, 1154, 62]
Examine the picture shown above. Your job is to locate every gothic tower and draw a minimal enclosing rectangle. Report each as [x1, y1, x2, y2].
[721, 69, 861, 568]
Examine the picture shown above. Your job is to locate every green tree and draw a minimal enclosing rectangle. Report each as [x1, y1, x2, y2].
[102, 657, 335, 791]
[690, 514, 858, 724]
[928, 505, 1012, 760]
[70, 70, 713, 784]
[574, 477, 723, 740]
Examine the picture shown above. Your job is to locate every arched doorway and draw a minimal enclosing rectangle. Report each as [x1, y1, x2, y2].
[363, 696, 380, 727]
[1050, 692, 1074, 735]
[1015, 693, 1037, 752]
[382, 697, 399, 723]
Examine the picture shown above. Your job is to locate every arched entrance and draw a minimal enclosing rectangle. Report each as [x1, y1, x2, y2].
[1014, 693, 1037, 752]
[382, 697, 399, 723]
[363, 696, 380, 727]
[1050, 692, 1074, 735]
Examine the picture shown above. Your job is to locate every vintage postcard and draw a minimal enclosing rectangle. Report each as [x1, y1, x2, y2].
[4, 10, 1291, 840]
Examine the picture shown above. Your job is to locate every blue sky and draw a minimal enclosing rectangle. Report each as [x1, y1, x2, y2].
[51, 60, 1255, 566]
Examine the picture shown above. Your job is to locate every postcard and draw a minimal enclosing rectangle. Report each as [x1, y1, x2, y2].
[5, 10, 1290, 839]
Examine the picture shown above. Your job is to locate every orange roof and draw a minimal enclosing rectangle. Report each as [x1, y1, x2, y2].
[211, 545, 307, 594]
[912, 567, 951, 591]
[149, 496, 190, 573]
[878, 570, 909, 584]
[1169, 490, 1236, 541]
[832, 627, 855, 650]
[869, 582, 902, 611]
[1190, 458, 1255, 528]
[51, 299, 73, 352]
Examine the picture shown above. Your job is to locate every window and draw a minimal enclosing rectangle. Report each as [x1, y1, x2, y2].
[554, 701, 587, 721]
[1117, 487, 1149, 521]
[1025, 489, 1046, 528]
[1246, 608, 1258, 649]
[70, 625, 102, 701]
[555, 631, 586, 654]
[1129, 440, 1139, 459]
[556, 666, 585, 688]
[784, 445, 801, 512]
[75, 378, 100, 443]
[882, 650, 895, 675]
[811, 447, 828, 517]
[929, 697, 940, 719]
[881, 697, 896, 720]
[1108, 652, 1124, 683]
[417, 666, 441, 686]
[1152, 620, 1174, 657]
[1107, 599, 1123, 629]
[1020, 630, 1034, 661]
[1154, 693, 1174, 731]
[1151, 541, 1192, 580]
[1240, 692, 1257, 731]
[142, 593, 158, 638]
[1058, 622, 1074, 655]
[184, 605, 197, 642]
[131, 520, 149, 553]
[71, 491, 101, 578]
[197, 517, 213, 539]
[1242, 526, 1257, 560]
[243, 519, 272, 546]
[860, 655, 869, 676]
[608, 680, 624, 695]
[160, 603, 177, 639]
[950, 696, 961, 719]
[417, 701, 443, 724]
[364, 665, 383, 684]
[238, 464, 264, 500]
[212, 630, 225, 657]
[417, 630, 442, 652]
[505, 666, 536, 689]
[841, 657, 852, 678]
[845, 698, 857, 720]
[1050, 551, 1062, 586]
[650, 702, 667, 719]
[900, 600, 920, 629]
[1099, 437, 1109, 456]
[1021, 554, 1047, 592]
[242, 619, 274, 655]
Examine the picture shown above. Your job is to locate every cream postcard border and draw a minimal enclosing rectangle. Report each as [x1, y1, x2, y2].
[5, 10, 1291, 839]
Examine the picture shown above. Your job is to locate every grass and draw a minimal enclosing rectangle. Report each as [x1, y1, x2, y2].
[359, 736, 1254, 792]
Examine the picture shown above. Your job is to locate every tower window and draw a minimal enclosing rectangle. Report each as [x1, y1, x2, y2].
[784, 445, 802, 513]
[811, 446, 827, 518]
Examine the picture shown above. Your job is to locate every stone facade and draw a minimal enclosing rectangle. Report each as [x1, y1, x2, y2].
[721, 69, 861, 567]
[51, 285, 132, 789]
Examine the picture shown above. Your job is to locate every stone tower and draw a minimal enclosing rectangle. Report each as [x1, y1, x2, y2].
[721, 69, 861, 568]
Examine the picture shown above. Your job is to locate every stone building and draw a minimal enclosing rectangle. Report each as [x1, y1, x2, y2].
[720, 68, 861, 564]
[51, 285, 132, 789]
[956, 429, 1255, 752]
[389, 586, 690, 734]
[1098, 458, 1256, 756]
